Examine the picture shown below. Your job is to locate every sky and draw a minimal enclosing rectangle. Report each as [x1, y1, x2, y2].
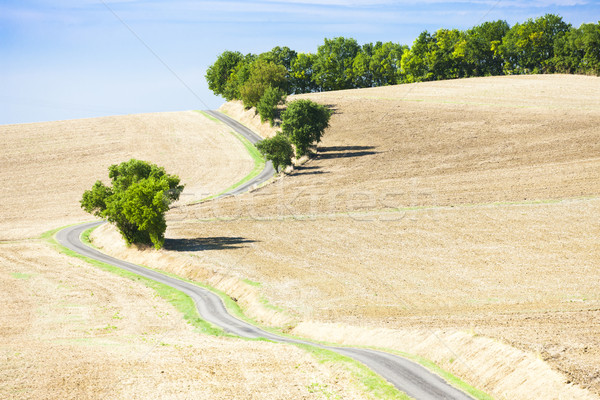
[1, 0, 598, 125]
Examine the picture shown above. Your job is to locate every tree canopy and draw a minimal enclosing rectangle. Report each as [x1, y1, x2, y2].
[256, 85, 287, 126]
[81, 159, 184, 249]
[240, 60, 287, 109]
[256, 133, 294, 172]
[281, 99, 332, 158]
[205, 14, 599, 104]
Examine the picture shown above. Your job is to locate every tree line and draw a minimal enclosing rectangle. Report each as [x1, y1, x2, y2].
[206, 14, 600, 106]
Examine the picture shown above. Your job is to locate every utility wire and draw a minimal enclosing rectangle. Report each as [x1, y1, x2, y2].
[100, 0, 211, 110]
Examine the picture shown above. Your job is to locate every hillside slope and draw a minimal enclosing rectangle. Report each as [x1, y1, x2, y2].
[139, 75, 599, 398]
[0, 111, 366, 399]
[0, 111, 254, 240]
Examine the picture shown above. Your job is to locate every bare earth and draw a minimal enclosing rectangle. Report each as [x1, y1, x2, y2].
[0, 111, 365, 399]
[0, 111, 253, 240]
[0, 241, 364, 399]
[91, 75, 600, 399]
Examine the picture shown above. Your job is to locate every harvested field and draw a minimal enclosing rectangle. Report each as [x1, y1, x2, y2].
[0, 241, 364, 399]
[0, 111, 365, 399]
[0, 111, 253, 240]
[91, 75, 600, 398]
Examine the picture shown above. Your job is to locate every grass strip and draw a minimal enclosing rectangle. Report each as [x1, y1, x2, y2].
[42, 225, 229, 337]
[53, 224, 491, 399]
[370, 348, 494, 400]
[192, 111, 267, 203]
[296, 344, 411, 399]
[197, 110, 220, 122]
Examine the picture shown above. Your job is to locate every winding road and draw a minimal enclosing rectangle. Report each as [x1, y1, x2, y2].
[56, 111, 475, 400]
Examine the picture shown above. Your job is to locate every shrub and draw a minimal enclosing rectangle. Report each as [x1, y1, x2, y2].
[256, 134, 294, 172]
[281, 99, 332, 157]
[256, 86, 287, 126]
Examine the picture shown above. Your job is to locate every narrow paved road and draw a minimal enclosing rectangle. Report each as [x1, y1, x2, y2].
[203, 110, 275, 197]
[56, 111, 475, 400]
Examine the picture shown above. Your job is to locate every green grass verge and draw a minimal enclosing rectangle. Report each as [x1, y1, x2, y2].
[78, 226, 263, 333]
[199, 131, 265, 202]
[48, 224, 491, 399]
[197, 110, 220, 122]
[296, 344, 411, 399]
[80, 227, 97, 248]
[191, 112, 267, 203]
[378, 348, 493, 400]
[41, 225, 229, 337]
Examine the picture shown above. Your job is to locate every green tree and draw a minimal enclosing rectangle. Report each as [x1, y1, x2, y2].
[352, 46, 374, 88]
[81, 159, 184, 249]
[281, 99, 332, 157]
[240, 60, 287, 109]
[429, 28, 466, 80]
[222, 53, 256, 101]
[205, 51, 244, 97]
[371, 41, 407, 86]
[259, 46, 298, 72]
[290, 52, 320, 93]
[401, 31, 434, 82]
[313, 37, 361, 91]
[256, 86, 287, 126]
[256, 133, 294, 172]
[463, 20, 510, 76]
[553, 22, 600, 74]
[500, 14, 571, 74]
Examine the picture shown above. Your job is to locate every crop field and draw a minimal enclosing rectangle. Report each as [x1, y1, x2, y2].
[0, 111, 364, 399]
[3, 75, 599, 399]
[0, 111, 254, 240]
[91, 75, 600, 399]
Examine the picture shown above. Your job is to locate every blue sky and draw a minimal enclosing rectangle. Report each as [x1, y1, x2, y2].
[1, 0, 598, 125]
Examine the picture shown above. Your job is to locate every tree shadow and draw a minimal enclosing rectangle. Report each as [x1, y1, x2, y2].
[316, 145, 379, 160]
[164, 237, 258, 252]
[322, 104, 340, 115]
[293, 165, 330, 176]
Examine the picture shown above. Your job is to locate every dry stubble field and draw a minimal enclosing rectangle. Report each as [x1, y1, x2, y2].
[0, 111, 365, 399]
[90, 75, 600, 399]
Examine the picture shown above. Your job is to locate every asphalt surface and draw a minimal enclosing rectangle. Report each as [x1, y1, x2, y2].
[203, 110, 276, 197]
[56, 110, 475, 400]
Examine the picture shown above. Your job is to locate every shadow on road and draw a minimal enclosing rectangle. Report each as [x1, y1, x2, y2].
[164, 237, 258, 252]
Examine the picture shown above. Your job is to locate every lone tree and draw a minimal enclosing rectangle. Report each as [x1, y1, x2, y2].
[81, 159, 184, 249]
[281, 99, 332, 157]
[256, 133, 294, 172]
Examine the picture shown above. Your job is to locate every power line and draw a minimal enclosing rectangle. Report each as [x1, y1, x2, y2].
[100, 0, 212, 110]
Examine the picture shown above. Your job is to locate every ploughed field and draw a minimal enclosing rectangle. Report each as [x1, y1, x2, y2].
[0, 111, 364, 399]
[162, 75, 600, 396]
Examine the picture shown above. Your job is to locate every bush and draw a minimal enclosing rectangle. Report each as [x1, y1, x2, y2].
[281, 99, 332, 157]
[256, 86, 287, 126]
[256, 134, 294, 172]
[80, 159, 184, 249]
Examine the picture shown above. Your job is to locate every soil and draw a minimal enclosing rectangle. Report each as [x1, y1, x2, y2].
[0, 241, 365, 399]
[0, 111, 365, 399]
[0, 111, 254, 240]
[157, 75, 600, 398]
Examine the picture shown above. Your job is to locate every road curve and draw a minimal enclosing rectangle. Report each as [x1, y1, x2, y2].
[203, 110, 276, 197]
[56, 110, 475, 400]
